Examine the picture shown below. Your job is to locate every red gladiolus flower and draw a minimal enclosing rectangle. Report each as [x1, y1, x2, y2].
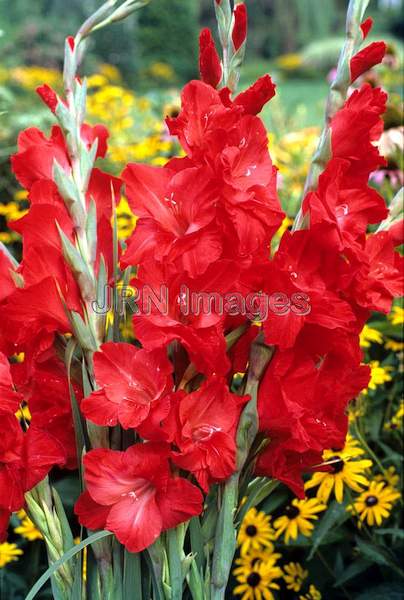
[170, 377, 249, 491]
[81, 342, 173, 429]
[232, 4, 247, 51]
[0, 353, 23, 413]
[199, 28, 222, 88]
[350, 41, 386, 82]
[75, 444, 203, 552]
[233, 74, 276, 115]
[0, 411, 65, 514]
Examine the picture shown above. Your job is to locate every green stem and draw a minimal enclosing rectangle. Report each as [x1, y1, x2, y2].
[353, 420, 387, 476]
[210, 335, 274, 599]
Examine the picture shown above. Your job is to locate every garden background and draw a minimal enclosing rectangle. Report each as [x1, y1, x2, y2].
[0, 0, 403, 598]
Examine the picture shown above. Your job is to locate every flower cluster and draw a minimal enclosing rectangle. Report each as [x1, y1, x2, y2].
[0, 7, 402, 595]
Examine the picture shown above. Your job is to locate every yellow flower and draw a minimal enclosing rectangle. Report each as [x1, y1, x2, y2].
[233, 546, 281, 578]
[304, 436, 372, 503]
[374, 466, 400, 489]
[233, 557, 283, 600]
[347, 481, 401, 527]
[15, 403, 31, 423]
[116, 196, 137, 240]
[0, 542, 23, 568]
[14, 515, 43, 541]
[299, 584, 322, 600]
[273, 498, 326, 543]
[237, 508, 276, 555]
[384, 338, 404, 352]
[383, 401, 403, 431]
[283, 562, 308, 591]
[388, 305, 404, 325]
[363, 361, 393, 393]
[359, 325, 383, 348]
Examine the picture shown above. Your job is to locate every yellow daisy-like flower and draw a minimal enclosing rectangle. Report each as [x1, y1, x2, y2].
[384, 401, 404, 431]
[0, 542, 23, 568]
[374, 466, 400, 489]
[299, 584, 322, 600]
[359, 325, 383, 348]
[388, 305, 404, 326]
[283, 562, 308, 591]
[347, 481, 401, 527]
[233, 558, 283, 600]
[14, 514, 43, 541]
[237, 508, 276, 555]
[233, 546, 281, 578]
[362, 361, 393, 394]
[304, 436, 372, 503]
[384, 338, 404, 352]
[273, 498, 326, 544]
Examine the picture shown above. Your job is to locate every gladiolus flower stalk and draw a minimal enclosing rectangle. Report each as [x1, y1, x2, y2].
[294, 0, 372, 230]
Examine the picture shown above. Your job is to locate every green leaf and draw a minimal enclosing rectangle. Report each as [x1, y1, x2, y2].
[25, 530, 113, 600]
[355, 536, 394, 568]
[355, 582, 404, 599]
[334, 558, 372, 587]
[85, 197, 98, 265]
[189, 517, 205, 572]
[123, 549, 142, 600]
[308, 500, 349, 560]
[167, 528, 183, 599]
[70, 310, 98, 351]
[374, 528, 404, 539]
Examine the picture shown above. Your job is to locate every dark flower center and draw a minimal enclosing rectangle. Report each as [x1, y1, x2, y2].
[247, 572, 261, 588]
[285, 505, 300, 519]
[329, 455, 344, 473]
[365, 495, 379, 507]
[245, 525, 258, 537]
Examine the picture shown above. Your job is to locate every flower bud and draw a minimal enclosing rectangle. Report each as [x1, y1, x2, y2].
[199, 28, 222, 88]
[232, 3, 247, 51]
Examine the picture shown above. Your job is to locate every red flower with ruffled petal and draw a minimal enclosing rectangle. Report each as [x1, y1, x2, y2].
[0, 353, 23, 413]
[75, 443, 203, 552]
[170, 376, 249, 491]
[81, 342, 173, 429]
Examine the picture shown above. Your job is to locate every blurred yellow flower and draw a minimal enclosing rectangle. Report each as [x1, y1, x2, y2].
[388, 305, 404, 325]
[362, 360, 393, 394]
[14, 513, 43, 541]
[283, 562, 308, 591]
[0, 542, 23, 568]
[299, 584, 322, 600]
[359, 325, 383, 348]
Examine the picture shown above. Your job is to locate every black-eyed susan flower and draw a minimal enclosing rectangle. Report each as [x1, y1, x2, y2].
[233, 546, 281, 578]
[374, 466, 400, 489]
[384, 338, 404, 352]
[359, 325, 383, 348]
[283, 561, 308, 591]
[233, 557, 283, 600]
[237, 508, 276, 556]
[363, 360, 393, 394]
[14, 511, 43, 541]
[273, 498, 326, 544]
[304, 436, 372, 503]
[299, 584, 322, 599]
[0, 542, 23, 568]
[384, 401, 404, 432]
[388, 305, 404, 326]
[347, 481, 401, 527]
